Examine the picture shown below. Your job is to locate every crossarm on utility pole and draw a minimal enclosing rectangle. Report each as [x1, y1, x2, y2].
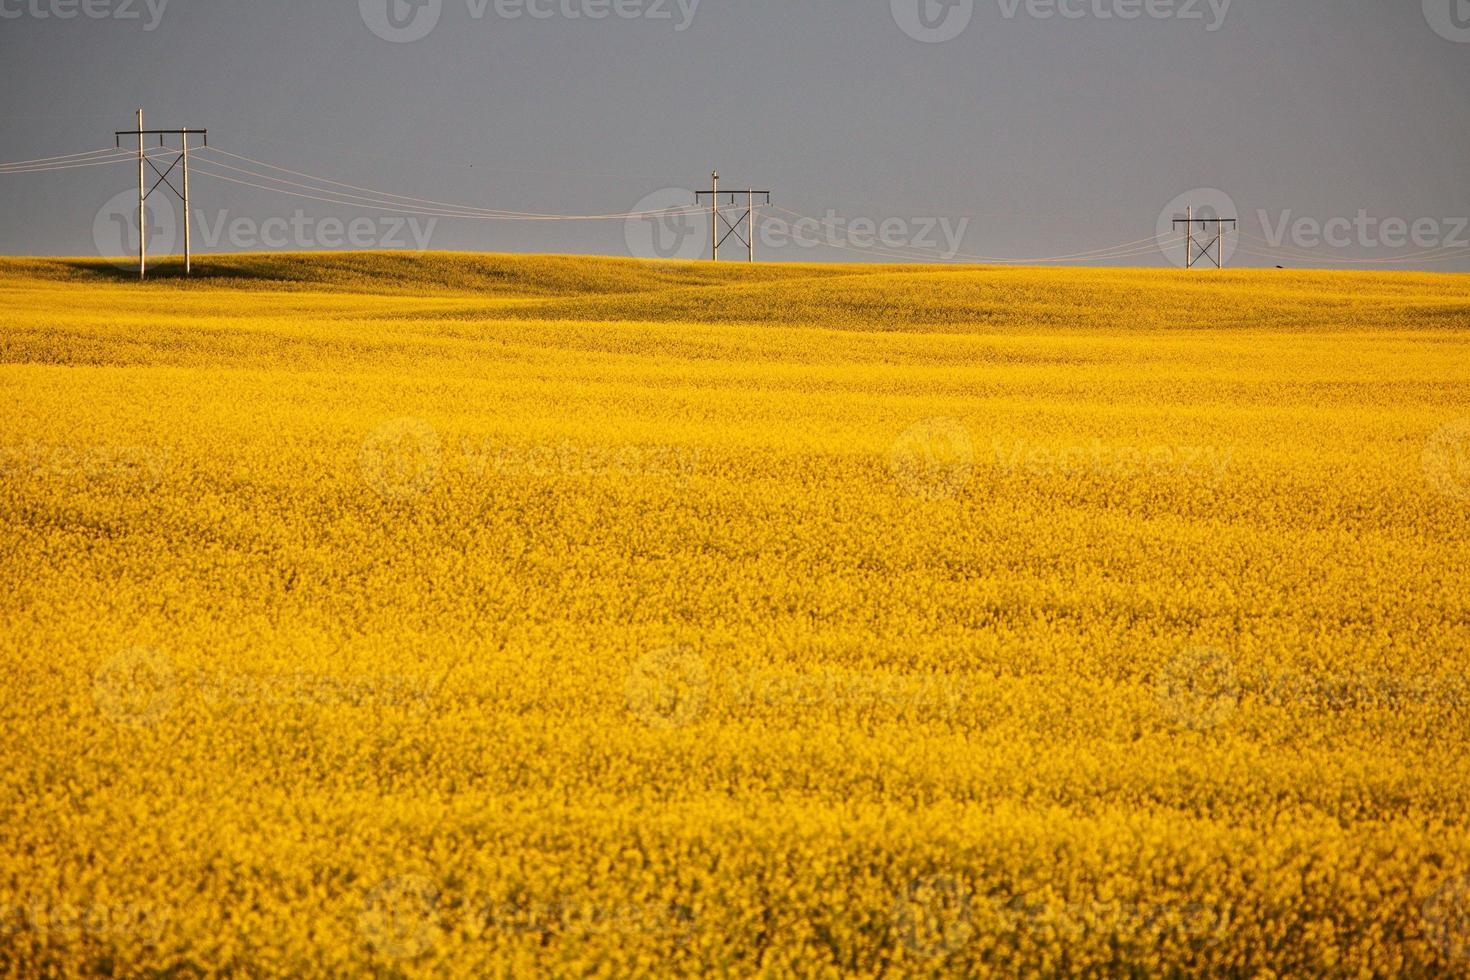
[696, 184, 770, 263]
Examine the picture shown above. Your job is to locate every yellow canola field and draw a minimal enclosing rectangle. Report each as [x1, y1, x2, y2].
[1, 253, 1469, 976]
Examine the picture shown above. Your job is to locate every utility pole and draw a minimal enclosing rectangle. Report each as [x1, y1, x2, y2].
[1185, 204, 1192, 270]
[182, 127, 191, 276]
[137, 109, 145, 281]
[1172, 204, 1237, 269]
[115, 111, 208, 280]
[696, 173, 771, 263]
[748, 189, 755, 264]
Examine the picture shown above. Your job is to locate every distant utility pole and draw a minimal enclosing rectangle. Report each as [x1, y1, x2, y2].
[1172, 205, 1238, 269]
[696, 170, 771, 263]
[114, 109, 207, 280]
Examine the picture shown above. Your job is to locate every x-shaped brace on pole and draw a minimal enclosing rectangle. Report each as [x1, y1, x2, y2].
[144, 152, 185, 203]
[1193, 237, 1222, 266]
[1173, 217, 1237, 268]
[716, 209, 751, 251]
[696, 189, 772, 257]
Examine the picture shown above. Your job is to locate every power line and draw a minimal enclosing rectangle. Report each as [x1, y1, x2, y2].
[0, 147, 124, 170]
[195, 148, 710, 221]
[768, 207, 1183, 264]
[1235, 243, 1470, 266]
[1235, 230, 1470, 265]
[4, 127, 1469, 271]
[770, 206, 1180, 263]
[0, 149, 182, 176]
[228, 128, 697, 183]
[188, 160, 710, 223]
[764, 208, 1184, 265]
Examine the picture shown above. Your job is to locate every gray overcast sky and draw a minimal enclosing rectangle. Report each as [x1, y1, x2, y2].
[1, 0, 1468, 268]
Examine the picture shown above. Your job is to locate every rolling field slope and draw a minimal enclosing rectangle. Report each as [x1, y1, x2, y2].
[2, 254, 1470, 976]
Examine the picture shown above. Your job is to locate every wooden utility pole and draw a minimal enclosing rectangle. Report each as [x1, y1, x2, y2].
[696, 174, 771, 263]
[115, 112, 208, 280]
[182, 127, 191, 276]
[748, 189, 755, 263]
[1185, 204, 1192, 270]
[137, 109, 145, 281]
